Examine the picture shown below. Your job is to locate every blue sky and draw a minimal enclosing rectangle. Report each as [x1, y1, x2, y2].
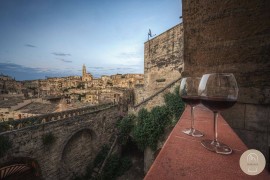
[0, 0, 182, 80]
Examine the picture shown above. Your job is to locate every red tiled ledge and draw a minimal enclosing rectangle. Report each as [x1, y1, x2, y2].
[144, 106, 270, 180]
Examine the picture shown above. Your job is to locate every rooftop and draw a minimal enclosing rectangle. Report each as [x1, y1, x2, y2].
[19, 102, 58, 114]
[144, 105, 270, 180]
[0, 97, 24, 108]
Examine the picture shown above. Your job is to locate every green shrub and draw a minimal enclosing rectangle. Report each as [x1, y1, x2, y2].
[132, 106, 170, 151]
[0, 136, 12, 158]
[151, 106, 171, 127]
[42, 132, 56, 146]
[137, 108, 150, 125]
[131, 85, 185, 151]
[93, 145, 110, 167]
[164, 86, 185, 124]
[101, 155, 132, 180]
[132, 108, 149, 151]
[132, 122, 147, 151]
[117, 114, 135, 145]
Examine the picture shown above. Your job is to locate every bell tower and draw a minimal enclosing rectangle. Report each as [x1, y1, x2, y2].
[82, 64, 86, 77]
[82, 64, 93, 82]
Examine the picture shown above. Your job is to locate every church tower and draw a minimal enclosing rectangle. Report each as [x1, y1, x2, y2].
[82, 64, 93, 82]
[82, 64, 86, 77]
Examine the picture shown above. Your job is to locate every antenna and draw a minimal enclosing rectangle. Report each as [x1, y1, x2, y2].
[148, 29, 156, 41]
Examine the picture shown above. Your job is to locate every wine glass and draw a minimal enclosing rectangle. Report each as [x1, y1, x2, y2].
[179, 77, 204, 137]
[198, 73, 238, 154]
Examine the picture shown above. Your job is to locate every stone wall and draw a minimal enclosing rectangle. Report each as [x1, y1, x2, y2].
[131, 81, 180, 114]
[0, 105, 123, 180]
[143, 24, 184, 99]
[133, 85, 145, 104]
[183, 0, 270, 162]
[131, 24, 184, 173]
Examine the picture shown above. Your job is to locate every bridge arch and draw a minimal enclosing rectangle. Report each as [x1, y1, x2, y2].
[0, 157, 42, 180]
[59, 128, 97, 179]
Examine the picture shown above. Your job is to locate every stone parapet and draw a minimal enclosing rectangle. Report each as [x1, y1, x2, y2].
[0, 103, 114, 134]
[144, 106, 270, 179]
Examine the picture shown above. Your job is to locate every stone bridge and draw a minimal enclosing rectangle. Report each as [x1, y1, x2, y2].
[0, 103, 126, 180]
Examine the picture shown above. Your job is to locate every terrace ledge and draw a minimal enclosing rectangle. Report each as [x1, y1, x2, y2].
[144, 105, 270, 180]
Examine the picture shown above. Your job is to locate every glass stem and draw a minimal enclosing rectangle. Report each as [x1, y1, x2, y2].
[214, 112, 218, 142]
[191, 106, 194, 129]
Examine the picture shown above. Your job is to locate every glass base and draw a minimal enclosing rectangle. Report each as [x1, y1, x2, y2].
[201, 139, 232, 155]
[182, 128, 204, 137]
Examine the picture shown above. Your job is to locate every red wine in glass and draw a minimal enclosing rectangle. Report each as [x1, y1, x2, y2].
[200, 97, 237, 112]
[199, 73, 238, 155]
[180, 77, 204, 137]
[181, 96, 201, 107]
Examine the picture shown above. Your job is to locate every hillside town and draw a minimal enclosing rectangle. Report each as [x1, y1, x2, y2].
[0, 65, 143, 121]
[0, 1, 269, 179]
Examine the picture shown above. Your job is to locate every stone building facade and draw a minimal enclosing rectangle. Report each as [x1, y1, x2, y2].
[0, 74, 22, 94]
[182, 0, 270, 162]
[144, 23, 183, 94]
[134, 23, 184, 109]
